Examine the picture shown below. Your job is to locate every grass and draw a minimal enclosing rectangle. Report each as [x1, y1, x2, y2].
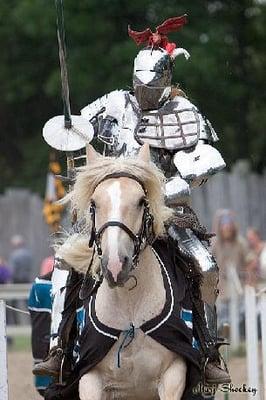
[228, 343, 246, 358]
[8, 335, 31, 352]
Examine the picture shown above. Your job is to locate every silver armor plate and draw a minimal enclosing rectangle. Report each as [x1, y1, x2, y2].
[173, 143, 226, 183]
[168, 226, 219, 340]
[135, 100, 200, 150]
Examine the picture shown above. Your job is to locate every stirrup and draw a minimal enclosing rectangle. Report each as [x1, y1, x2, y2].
[59, 354, 66, 385]
[58, 352, 73, 384]
[216, 337, 230, 348]
[203, 352, 230, 387]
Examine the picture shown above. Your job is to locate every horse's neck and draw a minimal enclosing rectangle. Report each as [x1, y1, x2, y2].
[95, 246, 166, 330]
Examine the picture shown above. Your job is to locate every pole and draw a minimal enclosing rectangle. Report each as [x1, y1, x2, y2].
[222, 323, 230, 400]
[55, 0, 75, 184]
[244, 285, 260, 400]
[55, 0, 72, 129]
[259, 292, 266, 400]
[228, 265, 240, 350]
[0, 300, 8, 400]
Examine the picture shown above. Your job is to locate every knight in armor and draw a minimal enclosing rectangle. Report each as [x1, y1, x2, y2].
[34, 15, 230, 386]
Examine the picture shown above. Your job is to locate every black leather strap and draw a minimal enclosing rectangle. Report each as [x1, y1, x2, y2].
[96, 172, 147, 195]
[97, 221, 139, 244]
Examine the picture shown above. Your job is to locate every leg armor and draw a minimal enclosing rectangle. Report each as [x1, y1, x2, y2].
[50, 268, 69, 348]
[57, 268, 83, 349]
[168, 222, 232, 386]
[168, 224, 219, 345]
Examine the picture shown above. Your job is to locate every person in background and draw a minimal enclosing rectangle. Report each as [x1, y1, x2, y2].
[8, 234, 33, 324]
[0, 257, 13, 345]
[246, 227, 266, 288]
[9, 234, 33, 283]
[28, 272, 53, 397]
[0, 257, 12, 284]
[40, 255, 54, 276]
[211, 210, 252, 325]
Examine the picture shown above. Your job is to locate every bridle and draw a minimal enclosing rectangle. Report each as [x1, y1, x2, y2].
[88, 172, 155, 268]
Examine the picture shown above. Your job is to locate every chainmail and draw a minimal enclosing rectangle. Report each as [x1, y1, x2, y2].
[165, 204, 215, 243]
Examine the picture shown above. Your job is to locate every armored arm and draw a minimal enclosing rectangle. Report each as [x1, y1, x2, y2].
[81, 90, 126, 146]
[198, 112, 219, 143]
[165, 174, 191, 205]
[169, 100, 225, 189]
[166, 146, 225, 201]
[164, 115, 225, 204]
[173, 142, 225, 189]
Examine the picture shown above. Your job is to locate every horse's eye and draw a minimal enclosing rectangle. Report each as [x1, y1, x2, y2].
[138, 197, 146, 207]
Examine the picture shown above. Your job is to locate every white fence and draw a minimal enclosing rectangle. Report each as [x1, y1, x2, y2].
[227, 282, 266, 400]
[0, 285, 32, 400]
[0, 300, 8, 400]
[0, 284, 31, 335]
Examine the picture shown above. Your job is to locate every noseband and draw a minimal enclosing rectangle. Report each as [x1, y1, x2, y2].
[88, 172, 154, 267]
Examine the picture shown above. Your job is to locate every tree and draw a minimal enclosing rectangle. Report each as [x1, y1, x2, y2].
[0, 0, 265, 194]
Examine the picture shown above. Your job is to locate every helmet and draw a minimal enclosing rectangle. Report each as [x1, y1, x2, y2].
[133, 47, 173, 110]
[129, 15, 190, 110]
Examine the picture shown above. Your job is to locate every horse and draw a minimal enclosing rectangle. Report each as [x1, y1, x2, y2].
[59, 144, 200, 400]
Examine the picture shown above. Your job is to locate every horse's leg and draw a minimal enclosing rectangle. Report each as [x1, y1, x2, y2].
[158, 357, 187, 400]
[79, 371, 103, 400]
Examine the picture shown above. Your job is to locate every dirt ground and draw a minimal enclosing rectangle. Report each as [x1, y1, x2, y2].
[8, 351, 42, 400]
[7, 350, 253, 400]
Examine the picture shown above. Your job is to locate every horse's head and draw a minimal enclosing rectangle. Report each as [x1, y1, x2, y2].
[87, 144, 153, 287]
[68, 145, 173, 287]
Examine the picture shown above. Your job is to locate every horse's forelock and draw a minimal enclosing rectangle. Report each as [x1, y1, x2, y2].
[70, 157, 173, 237]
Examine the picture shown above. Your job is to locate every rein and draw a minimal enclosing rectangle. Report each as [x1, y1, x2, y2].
[88, 172, 154, 268]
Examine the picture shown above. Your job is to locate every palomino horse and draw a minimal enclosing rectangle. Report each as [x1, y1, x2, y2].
[62, 144, 196, 400]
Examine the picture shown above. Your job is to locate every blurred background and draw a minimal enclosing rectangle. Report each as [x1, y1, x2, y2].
[0, 1, 266, 399]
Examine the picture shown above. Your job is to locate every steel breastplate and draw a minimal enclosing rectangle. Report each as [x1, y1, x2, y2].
[134, 100, 200, 150]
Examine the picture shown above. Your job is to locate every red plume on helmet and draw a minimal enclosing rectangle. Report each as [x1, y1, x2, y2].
[128, 15, 188, 55]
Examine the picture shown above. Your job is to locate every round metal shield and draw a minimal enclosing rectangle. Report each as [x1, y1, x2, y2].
[43, 115, 94, 151]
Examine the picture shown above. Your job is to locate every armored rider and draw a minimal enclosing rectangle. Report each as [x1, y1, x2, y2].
[34, 15, 230, 385]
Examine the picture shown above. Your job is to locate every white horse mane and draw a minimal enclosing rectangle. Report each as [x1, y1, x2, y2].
[56, 155, 173, 276]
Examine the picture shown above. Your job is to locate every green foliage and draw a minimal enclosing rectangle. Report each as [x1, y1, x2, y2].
[0, 0, 265, 194]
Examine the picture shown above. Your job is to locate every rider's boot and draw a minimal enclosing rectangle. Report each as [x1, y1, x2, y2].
[205, 326, 231, 384]
[205, 360, 231, 385]
[204, 339, 231, 384]
[32, 346, 63, 377]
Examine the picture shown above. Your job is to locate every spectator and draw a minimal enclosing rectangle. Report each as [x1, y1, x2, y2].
[28, 272, 53, 397]
[0, 257, 12, 284]
[246, 227, 266, 288]
[40, 255, 54, 276]
[212, 210, 252, 324]
[9, 234, 33, 283]
[0, 258, 13, 345]
[8, 235, 33, 325]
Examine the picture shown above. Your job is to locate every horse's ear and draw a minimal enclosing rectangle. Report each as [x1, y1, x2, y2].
[138, 143, 150, 162]
[86, 144, 100, 163]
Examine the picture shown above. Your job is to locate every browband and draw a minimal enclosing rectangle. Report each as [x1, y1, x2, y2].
[95, 172, 147, 195]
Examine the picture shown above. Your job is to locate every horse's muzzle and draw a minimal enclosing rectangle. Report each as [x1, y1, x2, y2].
[101, 254, 133, 288]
